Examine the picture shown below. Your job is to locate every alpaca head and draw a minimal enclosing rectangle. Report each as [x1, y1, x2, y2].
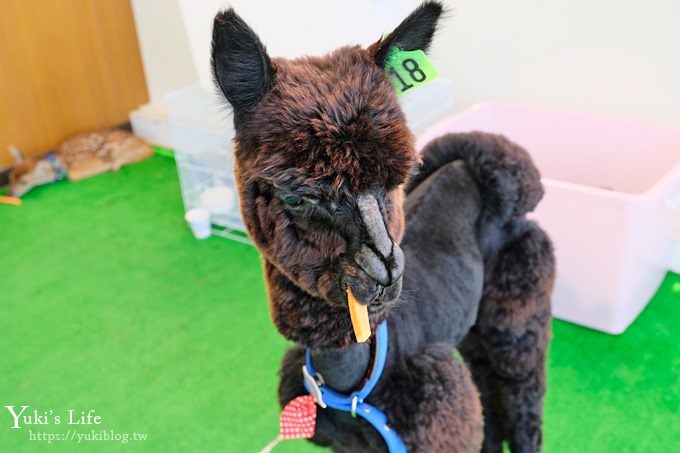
[212, 2, 443, 346]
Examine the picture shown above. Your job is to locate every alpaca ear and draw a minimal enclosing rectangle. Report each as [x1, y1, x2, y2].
[370, 1, 444, 67]
[211, 9, 274, 124]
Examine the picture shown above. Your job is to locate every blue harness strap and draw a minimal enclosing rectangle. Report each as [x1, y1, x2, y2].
[303, 321, 407, 453]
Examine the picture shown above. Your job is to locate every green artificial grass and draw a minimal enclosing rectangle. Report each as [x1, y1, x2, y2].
[1, 156, 678, 452]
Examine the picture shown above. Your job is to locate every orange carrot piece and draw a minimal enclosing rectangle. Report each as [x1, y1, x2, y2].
[347, 288, 371, 343]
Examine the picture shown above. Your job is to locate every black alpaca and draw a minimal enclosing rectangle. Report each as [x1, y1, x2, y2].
[211, 2, 554, 451]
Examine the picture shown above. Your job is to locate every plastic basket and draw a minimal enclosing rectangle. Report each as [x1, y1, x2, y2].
[418, 103, 680, 334]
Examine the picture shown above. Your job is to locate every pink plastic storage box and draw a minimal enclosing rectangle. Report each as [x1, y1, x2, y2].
[417, 103, 680, 334]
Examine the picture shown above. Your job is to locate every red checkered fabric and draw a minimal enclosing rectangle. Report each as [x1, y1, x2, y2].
[280, 395, 317, 439]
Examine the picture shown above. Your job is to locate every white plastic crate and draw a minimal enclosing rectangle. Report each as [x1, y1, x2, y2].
[418, 103, 680, 334]
[166, 81, 455, 242]
[401, 79, 455, 135]
[166, 85, 250, 243]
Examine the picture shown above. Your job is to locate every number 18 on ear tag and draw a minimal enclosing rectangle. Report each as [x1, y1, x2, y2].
[385, 48, 438, 97]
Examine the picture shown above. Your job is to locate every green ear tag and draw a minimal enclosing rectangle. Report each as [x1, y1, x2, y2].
[385, 48, 438, 97]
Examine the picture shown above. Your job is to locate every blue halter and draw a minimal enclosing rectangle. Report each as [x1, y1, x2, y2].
[303, 321, 407, 453]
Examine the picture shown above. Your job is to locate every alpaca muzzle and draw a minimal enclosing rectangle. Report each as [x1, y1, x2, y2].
[355, 195, 405, 288]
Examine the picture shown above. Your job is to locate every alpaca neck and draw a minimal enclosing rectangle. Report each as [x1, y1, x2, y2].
[310, 343, 371, 393]
[263, 261, 373, 391]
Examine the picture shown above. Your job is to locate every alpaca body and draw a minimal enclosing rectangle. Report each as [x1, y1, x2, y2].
[278, 135, 553, 452]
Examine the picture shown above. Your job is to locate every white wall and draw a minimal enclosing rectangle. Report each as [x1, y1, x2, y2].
[134, 0, 680, 127]
[430, 0, 680, 127]
[130, 0, 198, 108]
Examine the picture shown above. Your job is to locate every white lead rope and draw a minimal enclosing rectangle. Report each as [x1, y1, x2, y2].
[259, 434, 283, 453]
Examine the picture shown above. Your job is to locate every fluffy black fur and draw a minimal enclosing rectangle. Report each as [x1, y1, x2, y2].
[413, 133, 555, 452]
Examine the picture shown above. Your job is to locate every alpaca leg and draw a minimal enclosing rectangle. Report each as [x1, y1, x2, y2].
[458, 336, 505, 453]
[495, 370, 545, 453]
[460, 222, 554, 453]
[375, 343, 484, 453]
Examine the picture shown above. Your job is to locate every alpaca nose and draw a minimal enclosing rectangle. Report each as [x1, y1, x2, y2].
[354, 194, 404, 286]
[354, 244, 404, 286]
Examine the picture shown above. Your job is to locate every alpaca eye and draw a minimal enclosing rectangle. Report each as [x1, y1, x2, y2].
[281, 194, 303, 206]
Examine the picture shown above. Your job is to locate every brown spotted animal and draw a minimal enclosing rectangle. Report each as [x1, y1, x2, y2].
[8, 129, 152, 197]
[58, 129, 152, 181]
[212, 1, 554, 452]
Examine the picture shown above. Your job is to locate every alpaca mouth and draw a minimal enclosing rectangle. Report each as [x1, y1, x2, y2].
[323, 192, 405, 312]
[345, 275, 403, 315]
